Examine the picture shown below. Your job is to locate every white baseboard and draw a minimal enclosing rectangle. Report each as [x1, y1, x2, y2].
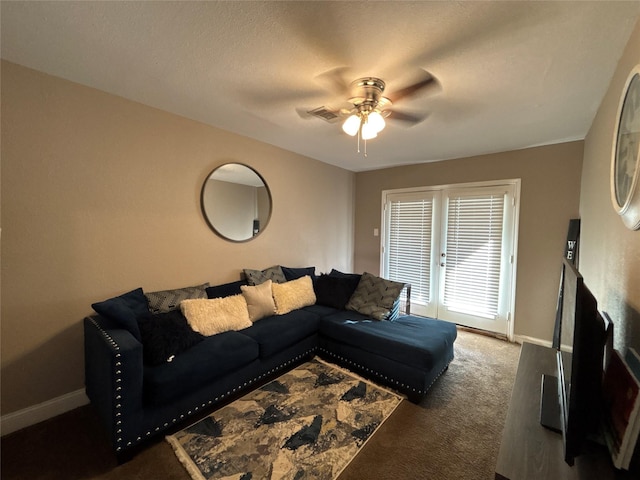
[1, 388, 89, 437]
[513, 335, 552, 348]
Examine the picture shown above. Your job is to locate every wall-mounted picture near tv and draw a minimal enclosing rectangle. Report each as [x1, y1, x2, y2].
[540, 257, 607, 465]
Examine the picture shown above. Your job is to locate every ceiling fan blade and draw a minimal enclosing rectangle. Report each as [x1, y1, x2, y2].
[238, 87, 325, 108]
[315, 67, 352, 96]
[387, 71, 440, 103]
[387, 109, 428, 125]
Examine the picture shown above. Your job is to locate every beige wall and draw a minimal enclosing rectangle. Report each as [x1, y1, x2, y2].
[354, 141, 584, 341]
[580, 19, 640, 354]
[0, 61, 355, 415]
[3, 18, 637, 419]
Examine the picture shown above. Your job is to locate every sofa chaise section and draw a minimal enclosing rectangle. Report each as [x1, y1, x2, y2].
[319, 314, 457, 402]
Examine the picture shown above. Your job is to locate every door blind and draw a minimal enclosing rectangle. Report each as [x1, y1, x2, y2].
[387, 197, 433, 305]
[443, 192, 505, 318]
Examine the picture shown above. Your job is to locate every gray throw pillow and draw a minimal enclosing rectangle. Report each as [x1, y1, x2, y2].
[243, 265, 287, 286]
[145, 283, 209, 314]
[345, 272, 405, 320]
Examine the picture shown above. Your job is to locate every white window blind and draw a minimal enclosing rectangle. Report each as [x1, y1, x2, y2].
[443, 192, 505, 319]
[386, 196, 433, 305]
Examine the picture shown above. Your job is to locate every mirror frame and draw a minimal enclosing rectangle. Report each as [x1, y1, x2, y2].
[200, 162, 272, 243]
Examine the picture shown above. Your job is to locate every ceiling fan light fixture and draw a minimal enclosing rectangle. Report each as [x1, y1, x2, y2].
[306, 72, 435, 156]
[342, 114, 361, 136]
[361, 121, 378, 140]
[368, 110, 386, 133]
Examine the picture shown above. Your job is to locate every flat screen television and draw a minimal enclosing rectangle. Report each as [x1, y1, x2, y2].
[540, 258, 606, 465]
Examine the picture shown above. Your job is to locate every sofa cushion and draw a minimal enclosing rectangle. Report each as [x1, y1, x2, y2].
[243, 265, 287, 286]
[144, 331, 259, 405]
[272, 276, 316, 315]
[137, 310, 204, 366]
[314, 274, 360, 310]
[302, 304, 341, 317]
[91, 288, 149, 341]
[329, 269, 362, 281]
[318, 309, 374, 323]
[241, 280, 276, 322]
[328, 269, 361, 298]
[281, 266, 316, 281]
[319, 314, 457, 371]
[206, 279, 248, 299]
[345, 272, 405, 320]
[180, 295, 251, 336]
[240, 309, 321, 358]
[145, 283, 209, 314]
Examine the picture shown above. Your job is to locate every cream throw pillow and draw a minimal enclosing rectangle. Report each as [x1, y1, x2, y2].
[241, 279, 276, 322]
[271, 275, 316, 315]
[180, 295, 251, 336]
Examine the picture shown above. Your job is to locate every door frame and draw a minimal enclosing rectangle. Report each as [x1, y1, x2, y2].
[380, 179, 521, 341]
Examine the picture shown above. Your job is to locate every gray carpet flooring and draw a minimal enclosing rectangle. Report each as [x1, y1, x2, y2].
[1, 328, 521, 480]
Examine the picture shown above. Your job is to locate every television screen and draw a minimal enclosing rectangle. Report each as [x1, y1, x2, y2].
[541, 258, 605, 465]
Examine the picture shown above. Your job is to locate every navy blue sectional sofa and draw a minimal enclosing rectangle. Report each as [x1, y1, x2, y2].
[84, 271, 457, 460]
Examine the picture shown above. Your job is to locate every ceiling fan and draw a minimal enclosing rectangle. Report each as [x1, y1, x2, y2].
[303, 69, 439, 155]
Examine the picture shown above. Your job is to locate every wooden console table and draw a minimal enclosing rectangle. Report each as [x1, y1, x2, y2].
[495, 342, 636, 480]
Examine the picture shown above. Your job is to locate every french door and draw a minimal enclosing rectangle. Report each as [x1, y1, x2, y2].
[381, 181, 519, 336]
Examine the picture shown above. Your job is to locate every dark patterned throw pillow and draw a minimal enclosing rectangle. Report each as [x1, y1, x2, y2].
[345, 272, 405, 320]
[145, 283, 209, 314]
[243, 265, 287, 286]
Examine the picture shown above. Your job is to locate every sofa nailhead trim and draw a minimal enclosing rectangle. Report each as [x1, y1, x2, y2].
[115, 346, 319, 451]
[89, 318, 127, 447]
[318, 347, 439, 396]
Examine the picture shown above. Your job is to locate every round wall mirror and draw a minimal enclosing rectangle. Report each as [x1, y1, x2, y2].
[201, 163, 272, 242]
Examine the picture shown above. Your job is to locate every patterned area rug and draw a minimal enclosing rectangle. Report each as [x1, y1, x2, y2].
[166, 357, 403, 480]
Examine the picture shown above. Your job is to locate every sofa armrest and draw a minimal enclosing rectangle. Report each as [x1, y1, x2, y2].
[84, 315, 143, 453]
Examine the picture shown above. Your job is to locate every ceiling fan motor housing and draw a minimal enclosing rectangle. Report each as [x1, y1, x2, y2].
[349, 77, 392, 112]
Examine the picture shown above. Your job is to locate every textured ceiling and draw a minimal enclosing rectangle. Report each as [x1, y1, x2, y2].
[2, 1, 639, 172]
